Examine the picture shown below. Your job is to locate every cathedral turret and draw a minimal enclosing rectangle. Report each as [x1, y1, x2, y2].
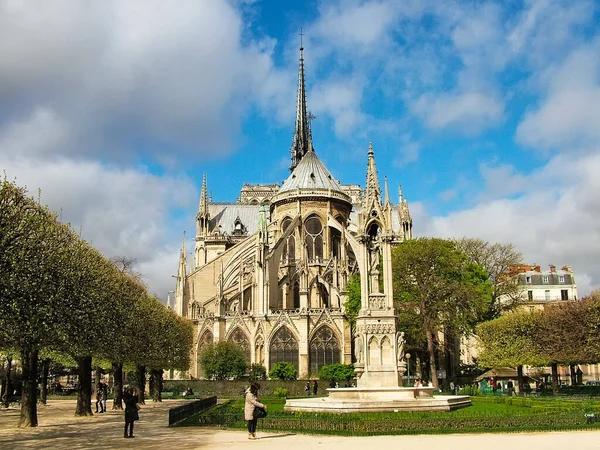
[195, 174, 210, 268]
[289, 44, 313, 172]
[196, 173, 209, 236]
[360, 143, 388, 231]
[174, 232, 187, 316]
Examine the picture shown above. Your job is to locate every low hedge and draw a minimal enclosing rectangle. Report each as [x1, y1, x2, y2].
[162, 380, 321, 398]
[179, 396, 600, 436]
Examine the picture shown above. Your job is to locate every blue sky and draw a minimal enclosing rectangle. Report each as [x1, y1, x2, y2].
[1, 0, 600, 298]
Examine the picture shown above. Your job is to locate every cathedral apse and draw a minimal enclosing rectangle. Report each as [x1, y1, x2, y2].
[173, 46, 413, 379]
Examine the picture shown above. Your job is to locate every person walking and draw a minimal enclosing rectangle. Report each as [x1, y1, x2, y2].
[95, 384, 104, 413]
[244, 382, 266, 440]
[304, 381, 311, 396]
[123, 387, 140, 438]
[312, 380, 318, 396]
[101, 382, 108, 413]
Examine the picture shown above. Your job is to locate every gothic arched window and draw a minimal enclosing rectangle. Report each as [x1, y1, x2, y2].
[305, 216, 323, 261]
[309, 326, 340, 376]
[269, 326, 298, 371]
[228, 328, 251, 362]
[281, 217, 296, 263]
[255, 336, 265, 365]
[197, 330, 213, 378]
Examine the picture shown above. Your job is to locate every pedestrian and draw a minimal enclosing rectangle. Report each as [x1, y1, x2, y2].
[244, 382, 267, 440]
[123, 387, 140, 438]
[507, 379, 514, 396]
[101, 382, 108, 412]
[312, 380, 318, 396]
[95, 384, 104, 413]
[304, 381, 310, 396]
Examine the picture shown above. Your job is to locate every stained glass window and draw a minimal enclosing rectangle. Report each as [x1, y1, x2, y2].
[269, 326, 298, 371]
[197, 330, 213, 377]
[309, 326, 340, 375]
[228, 328, 251, 362]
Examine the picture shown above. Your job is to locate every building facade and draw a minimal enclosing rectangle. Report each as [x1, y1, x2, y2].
[173, 48, 413, 379]
[509, 264, 577, 306]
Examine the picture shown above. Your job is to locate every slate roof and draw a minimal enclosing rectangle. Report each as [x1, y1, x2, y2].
[208, 204, 265, 235]
[278, 151, 345, 194]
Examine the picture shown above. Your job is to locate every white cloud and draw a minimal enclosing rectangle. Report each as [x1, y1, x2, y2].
[412, 91, 504, 133]
[418, 152, 600, 296]
[0, 154, 197, 300]
[0, 107, 71, 157]
[310, 78, 366, 136]
[0, 0, 287, 160]
[517, 42, 600, 149]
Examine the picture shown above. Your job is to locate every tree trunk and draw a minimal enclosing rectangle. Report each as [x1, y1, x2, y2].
[94, 366, 102, 390]
[136, 365, 146, 405]
[570, 364, 576, 386]
[426, 329, 439, 389]
[150, 369, 163, 402]
[1, 356, 12, 408]
[517, 365, 524, 395]
[19, 348, 39, 427]
[75, 356, 93, 416]
[112, 362, 124, 410]
[40, 359, 50, 405]
[551, 362, 559, 395]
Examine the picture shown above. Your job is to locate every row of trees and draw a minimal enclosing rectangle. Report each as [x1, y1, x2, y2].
[477, 291, 600, 394]
[0, 179, 193, 427]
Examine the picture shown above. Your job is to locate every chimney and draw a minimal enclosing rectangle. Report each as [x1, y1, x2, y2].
[550, 265, 556, 273]
[534, 264, 541, 273]
[561, 265, 572, 272]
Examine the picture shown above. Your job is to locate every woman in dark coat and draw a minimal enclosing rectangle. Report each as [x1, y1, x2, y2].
[123, 387, 139, 438]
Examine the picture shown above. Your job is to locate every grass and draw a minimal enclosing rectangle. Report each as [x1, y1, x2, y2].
[178, 395, 600, 436]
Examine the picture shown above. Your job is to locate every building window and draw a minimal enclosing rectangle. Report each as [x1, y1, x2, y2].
[197, 330, 214, 377]
[305, 216, 324, 261]
[542, 275, 549, 284]
[561, 290, 569, 300]
[559, 275, 565, 283]
[281, 217, 295, 263]
[309, 326, 341, 376]
[545, 290, 550, 301]
[526, 276, 531, 284]
[269, 326, 299, 371]
[528, 290, 533, 301]
[228, 328, 251, 362]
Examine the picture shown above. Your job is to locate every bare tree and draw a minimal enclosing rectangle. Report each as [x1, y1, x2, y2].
[110, 256, 145, 285]
[454, 238, 523, 318]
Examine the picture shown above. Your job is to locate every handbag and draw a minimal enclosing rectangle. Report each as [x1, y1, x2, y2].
[253, 406, 267, 419]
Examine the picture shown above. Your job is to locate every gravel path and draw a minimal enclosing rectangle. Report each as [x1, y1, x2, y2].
[1, 400, 600, 449]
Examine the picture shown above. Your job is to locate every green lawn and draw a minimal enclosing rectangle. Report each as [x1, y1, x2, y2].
[179, 395, 600, 436]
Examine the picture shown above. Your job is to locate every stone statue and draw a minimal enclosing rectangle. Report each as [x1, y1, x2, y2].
[396, 331, 405, 361]
[354, 335, 363, 363]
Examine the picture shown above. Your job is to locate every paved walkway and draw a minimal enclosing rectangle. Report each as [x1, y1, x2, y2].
[1, 400, 600, 449]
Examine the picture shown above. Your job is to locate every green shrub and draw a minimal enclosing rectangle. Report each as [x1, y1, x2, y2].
[458, 385, 481, 396]
[249, 364, 267, 380]
[269, 362, 297, 380]
[319, 363, 355, 382]
[198, 342, 247, 380]
[273, 388, 289, 398]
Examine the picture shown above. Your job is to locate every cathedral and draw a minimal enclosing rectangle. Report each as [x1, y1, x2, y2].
[173, 47, 413, 380]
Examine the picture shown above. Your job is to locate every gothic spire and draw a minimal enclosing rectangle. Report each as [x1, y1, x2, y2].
[384, 176, 390, 206]
[198, 173, 208, 217]
[362, 142, 382, 210]
[290, 41, 313, 172]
